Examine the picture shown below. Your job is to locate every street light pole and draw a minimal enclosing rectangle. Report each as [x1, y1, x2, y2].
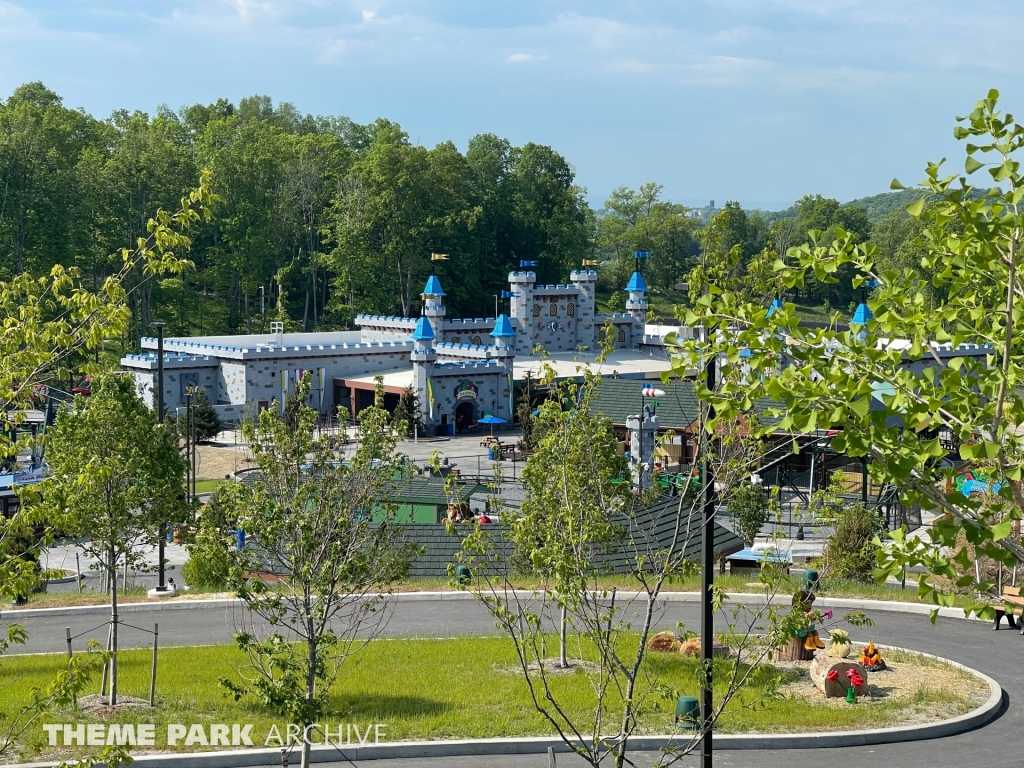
[700, 324, 717, 768]
[149, 321, 167, 592]
[185, 390, 195, 504]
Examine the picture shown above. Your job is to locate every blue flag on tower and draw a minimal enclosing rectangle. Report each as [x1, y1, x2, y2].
[519, 260, 538, 268]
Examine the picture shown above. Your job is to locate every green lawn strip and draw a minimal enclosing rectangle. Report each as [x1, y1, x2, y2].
[193, 479, 225, 494]
[10, 574, 977, 611]
[0, 637, 979, 761]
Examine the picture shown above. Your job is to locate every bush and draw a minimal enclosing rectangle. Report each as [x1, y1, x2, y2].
[730, 482, 769, 546]
[820, 502, 885, 581]
[181, 522, 234, 590]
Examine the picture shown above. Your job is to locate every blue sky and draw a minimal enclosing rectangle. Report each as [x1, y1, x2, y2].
[2, 1, 1022, 210]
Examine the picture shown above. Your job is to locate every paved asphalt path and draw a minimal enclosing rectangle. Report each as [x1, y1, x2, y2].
[5, 598, 1021, 767]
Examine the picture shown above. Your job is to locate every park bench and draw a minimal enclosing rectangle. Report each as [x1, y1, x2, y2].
[993, 585, 1024, 631]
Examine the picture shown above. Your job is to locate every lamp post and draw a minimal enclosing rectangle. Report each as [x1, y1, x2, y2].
[149, 321, 167, 592]
[185, 387, 197, 503]
[699, 323, 716, 768]
[679, 276, 714, 768]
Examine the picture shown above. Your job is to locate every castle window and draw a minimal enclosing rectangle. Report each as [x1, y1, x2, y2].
[617, 328, 626, 343]
[532, 304, 541, 317]
[471, 335, 482, 346]
[451, 336, 461, 344]
[567, 302, 575, 317]
[549, 302, 558, 316]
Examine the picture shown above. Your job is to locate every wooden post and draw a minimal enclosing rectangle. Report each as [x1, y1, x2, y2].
[99, 622, 112, 698]
[75, 552, 82, 591]
[65, 627, 76, 706]
[149, 623, 159, 706]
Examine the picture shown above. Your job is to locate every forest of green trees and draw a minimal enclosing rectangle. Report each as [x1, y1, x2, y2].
[0, 82, 927, 350]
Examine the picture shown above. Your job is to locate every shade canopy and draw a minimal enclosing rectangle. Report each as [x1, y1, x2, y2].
[478, 415, 506, 425]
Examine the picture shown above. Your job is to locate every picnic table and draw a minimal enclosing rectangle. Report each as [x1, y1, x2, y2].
[480, 436, 500, 448]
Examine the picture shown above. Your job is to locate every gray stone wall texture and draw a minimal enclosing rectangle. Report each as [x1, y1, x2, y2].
[429, 365, 513, 425]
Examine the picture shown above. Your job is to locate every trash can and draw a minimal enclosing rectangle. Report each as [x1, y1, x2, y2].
[455, 565, 471, 584]
[802, 569, 820, 591]
[675, 696, 699, 728]
[487, 446, 498, 461]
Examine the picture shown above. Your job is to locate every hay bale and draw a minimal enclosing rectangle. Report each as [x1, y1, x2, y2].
[678, 638, 730, 658]
[647, 632, 680, 653]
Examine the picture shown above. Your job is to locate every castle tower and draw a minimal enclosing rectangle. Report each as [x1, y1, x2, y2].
[625, 270, 648, 329]
[570, 269, 598, 349]
[410, 316, 437, 428]
[850, 279, 877, 343]
[508, 270, 536, 352]
[851, 300, 873, 343]
[422, 275, 447, 338]
[490, 314, 516, 370]
[490, 314, 517, 420]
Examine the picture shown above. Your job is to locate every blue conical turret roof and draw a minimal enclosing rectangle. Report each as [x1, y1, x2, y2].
[626, 271, 647, 292]
[851, 302, 872, 326]
[423, 275, 446, 297]
[766, 298, 784, 317]
[411, 317, 435, 341]
[491, 314, 516, 338]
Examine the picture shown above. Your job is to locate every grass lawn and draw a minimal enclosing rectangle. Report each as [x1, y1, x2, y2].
[8, 572, 977, 612]
[0, 638, 981, 762]
[193, 478, 225, 494]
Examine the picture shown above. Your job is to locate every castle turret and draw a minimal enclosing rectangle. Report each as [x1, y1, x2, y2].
[422, 275, 446, 338]
[851, 300, 872, 343]
[570, 269, 598, 349]
[850, 279, 877, 343]
[490, 313, 516, 370]
[625, 270, 648, 328]
[410, 317, 437, 427]
[490, 313, 517, 420]
[508, 270, 536, 352]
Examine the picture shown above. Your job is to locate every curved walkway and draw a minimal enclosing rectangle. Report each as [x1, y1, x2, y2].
[5, 596, 1020, 767]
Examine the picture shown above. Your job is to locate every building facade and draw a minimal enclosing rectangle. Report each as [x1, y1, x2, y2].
[121, 268, 661, 434]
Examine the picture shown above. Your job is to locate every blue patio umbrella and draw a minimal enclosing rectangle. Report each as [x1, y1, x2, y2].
[478, 414, 506, 437]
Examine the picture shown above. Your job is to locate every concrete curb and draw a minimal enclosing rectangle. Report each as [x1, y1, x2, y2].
[9, 649, 1001, 766]
[2, 590, 981, 621]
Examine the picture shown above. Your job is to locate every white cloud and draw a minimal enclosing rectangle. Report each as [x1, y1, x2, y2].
[506, 52, 547, 64]
[362, 9, 375, 21]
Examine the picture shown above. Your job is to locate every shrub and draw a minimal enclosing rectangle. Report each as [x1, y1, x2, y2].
[821, 502, 885, 581]
[182, 522, 234, 589]
[730, 482, 769, 546]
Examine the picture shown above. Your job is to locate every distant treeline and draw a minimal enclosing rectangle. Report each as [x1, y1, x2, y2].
[0, 82, 928, 348]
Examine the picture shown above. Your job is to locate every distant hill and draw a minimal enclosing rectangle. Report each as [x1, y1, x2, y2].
[751, 190, 927, 226]
[844, 189, 926, 223]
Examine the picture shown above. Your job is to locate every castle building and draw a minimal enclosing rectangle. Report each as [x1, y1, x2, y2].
[121, 269, 675, 434]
